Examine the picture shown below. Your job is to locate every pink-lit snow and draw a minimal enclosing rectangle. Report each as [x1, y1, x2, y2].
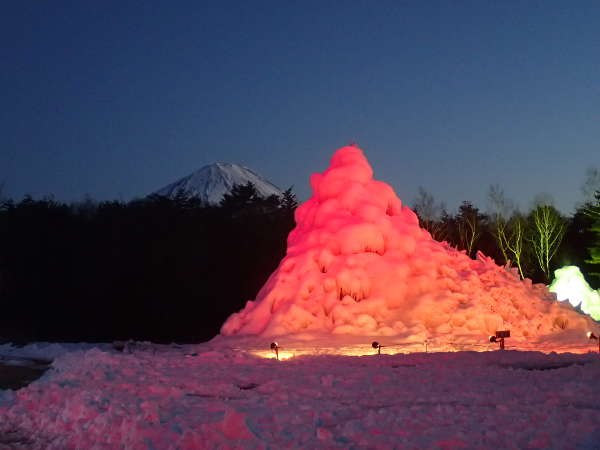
[222, 146, 599, 351]
[1, 342, 600, 448]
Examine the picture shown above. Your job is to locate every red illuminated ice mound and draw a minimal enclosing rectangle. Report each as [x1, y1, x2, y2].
[221, 146, 598, 345]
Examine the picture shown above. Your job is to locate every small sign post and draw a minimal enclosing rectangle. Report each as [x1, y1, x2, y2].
[489, 330, 510, 350]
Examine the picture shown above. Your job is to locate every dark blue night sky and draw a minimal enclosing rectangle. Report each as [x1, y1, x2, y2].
[2, 1, 599, 213]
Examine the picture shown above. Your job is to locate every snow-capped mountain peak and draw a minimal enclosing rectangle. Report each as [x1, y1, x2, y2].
[153, 163, 283, 204]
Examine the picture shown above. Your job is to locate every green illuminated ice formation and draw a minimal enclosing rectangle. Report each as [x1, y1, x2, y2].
[549, 266, 600, 321]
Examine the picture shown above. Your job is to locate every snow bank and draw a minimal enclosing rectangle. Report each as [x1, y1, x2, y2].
[0, 342, 109, 363]
[222, 146, 599, 350]
[1, 344, 599, 448]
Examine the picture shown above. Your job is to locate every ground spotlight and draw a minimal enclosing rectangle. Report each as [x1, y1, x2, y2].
[270, 342, 280, 360]
[372, 341, 384, 355]
[489, 330, 510, 350]
[587, 332, 599, 353]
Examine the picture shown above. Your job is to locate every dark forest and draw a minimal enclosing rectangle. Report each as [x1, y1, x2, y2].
[0, 184, 598, 344]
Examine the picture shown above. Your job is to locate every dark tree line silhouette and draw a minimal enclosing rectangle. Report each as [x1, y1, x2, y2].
[585, 191, 600, 279]
[412, 186, 600, 287]
[1, 180, 599, 344]
[0, 184, 297, 344]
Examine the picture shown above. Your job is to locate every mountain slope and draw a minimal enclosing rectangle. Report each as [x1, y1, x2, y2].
[154, 163, 283, 204]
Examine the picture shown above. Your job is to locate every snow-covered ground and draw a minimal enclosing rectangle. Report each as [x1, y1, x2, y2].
[1, 341, 600, 449]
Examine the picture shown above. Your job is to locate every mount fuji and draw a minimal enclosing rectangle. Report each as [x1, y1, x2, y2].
[153, 163, 284, 205]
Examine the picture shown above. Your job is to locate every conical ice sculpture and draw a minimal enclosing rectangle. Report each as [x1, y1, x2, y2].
[222, 146, 598, 346]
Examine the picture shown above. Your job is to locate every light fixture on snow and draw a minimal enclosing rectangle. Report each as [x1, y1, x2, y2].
[372, 341, 384, 355]
[587, 332, 599, 353]
[270, 342, 280, 360]
[489, 330, 510, 350]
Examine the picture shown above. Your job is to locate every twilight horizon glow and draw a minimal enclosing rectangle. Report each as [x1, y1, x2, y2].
[2, 3, 600, 214]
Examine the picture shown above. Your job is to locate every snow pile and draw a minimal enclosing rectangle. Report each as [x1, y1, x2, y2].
[154, 162, 283, 204]
[550, 266, 600, 321]
[0, 342, 109, 363]
[222, 146, 599, 349]
[1, 345, 599, 448]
